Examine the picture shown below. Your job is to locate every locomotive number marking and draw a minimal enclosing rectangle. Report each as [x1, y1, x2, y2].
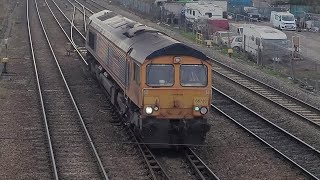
[194, 97, 207, 105]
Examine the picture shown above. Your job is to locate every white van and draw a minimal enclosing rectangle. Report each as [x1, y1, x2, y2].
[270, 11, 296, 30]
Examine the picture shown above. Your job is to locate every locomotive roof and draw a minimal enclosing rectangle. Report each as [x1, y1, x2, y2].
[88, 10, 207, 63]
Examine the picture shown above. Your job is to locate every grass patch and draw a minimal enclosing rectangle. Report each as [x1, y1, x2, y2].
[296, 70, 320, 80]
[179, 31, 196, 41]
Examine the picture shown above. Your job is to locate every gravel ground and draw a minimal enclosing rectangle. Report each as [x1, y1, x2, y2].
[153, 150, 196, 180]
[194, 112, 308, 180]
[0, 0, 52, 179]
[215, 75, 320, 150]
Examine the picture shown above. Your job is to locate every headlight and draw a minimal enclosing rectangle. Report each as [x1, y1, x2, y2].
[194, 106, 200, 111]
[145, 107, 153, 114]
[200, 107, 208, 115]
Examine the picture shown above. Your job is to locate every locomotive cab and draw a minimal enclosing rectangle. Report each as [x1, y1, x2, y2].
[139, 56, 212, 146]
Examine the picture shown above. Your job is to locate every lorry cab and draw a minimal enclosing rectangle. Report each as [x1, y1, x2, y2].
[270, 11, 296, 30]
[244, 7, 261, 22]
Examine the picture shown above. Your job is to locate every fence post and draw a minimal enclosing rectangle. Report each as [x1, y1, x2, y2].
[290, 58, 295, 80]
[2, 39, 9, 73]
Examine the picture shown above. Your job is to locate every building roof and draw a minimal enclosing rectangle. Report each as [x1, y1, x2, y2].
[272, 11, 294, 16]
[89, 10, 207, 64]
[246, 25, 287, 39]
[185, 2, 224, 12]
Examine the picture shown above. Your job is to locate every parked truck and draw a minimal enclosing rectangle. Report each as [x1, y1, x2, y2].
[227, 0, 253, 7]
[243, 6, 261, 21]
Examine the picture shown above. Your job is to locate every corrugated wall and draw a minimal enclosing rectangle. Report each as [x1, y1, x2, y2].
[97, 35, 128, 87]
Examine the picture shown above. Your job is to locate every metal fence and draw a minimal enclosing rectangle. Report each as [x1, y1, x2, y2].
[118, 0, 160, 20]
[227, 6, 289, 22]
[117, 0, 185, 23]
[244, 37, 320, 94]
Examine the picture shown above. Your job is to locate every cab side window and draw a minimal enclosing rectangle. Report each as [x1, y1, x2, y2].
[88, 31, 96, 51]
[133, 62, 140, 85]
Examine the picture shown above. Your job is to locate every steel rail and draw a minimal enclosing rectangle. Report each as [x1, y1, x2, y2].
[65, 0, 91, 18]
[46, 0, 88, 65]
[76, 0, 104, 12]
[70, 6, 76, 44]
[88, 0, 105, 11]
[49, 0, 86, 40]
[83, 4, 87, 32]
[211, 59, 320, 128]
[132, 132, 171, 180]
[35, 0, 109, 178]
[26, 0, 58, 179]
[184, 148, 220, 180]
[74, 0, 94, 14]
[104, 95, 171, 180]
[212, 86, 320, 179]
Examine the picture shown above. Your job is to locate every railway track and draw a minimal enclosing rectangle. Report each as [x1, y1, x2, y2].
[109, 108, 220, 180]
[44, 0, 87, 64]
[212, 59, 320, 128]
[27, 0, 108, 178]
[32, 0, 164, 179]
[72, 0, 95, 14]
[75, 0, 101, 13]
[212, 87, 320, 179]
[88, 0, 107, 10]
[184, 148, 220, 180]
[48, 0, 86, 40]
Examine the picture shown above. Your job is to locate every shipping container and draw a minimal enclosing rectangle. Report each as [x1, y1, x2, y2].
[207, 18, 229, 32]
[290, 5, 311, 18]
[228, 0, 253, 7]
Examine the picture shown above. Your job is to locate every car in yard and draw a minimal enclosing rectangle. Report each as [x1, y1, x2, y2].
[230, 36, 243, 52]
[213, 31, 235, 46]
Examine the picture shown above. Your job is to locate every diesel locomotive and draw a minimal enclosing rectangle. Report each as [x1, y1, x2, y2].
[86, 10, 212, 146]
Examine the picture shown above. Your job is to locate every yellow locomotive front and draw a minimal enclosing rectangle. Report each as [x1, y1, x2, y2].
[140, 55, 212, 146]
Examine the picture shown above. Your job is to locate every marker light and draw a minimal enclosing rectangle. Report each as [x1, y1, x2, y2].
[145, 107, 153, 114]
[194, 106, 200, 111]
[174, 57, 181, 63]
[154, 106, 159, 111]
[200, 107, 208, 115]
